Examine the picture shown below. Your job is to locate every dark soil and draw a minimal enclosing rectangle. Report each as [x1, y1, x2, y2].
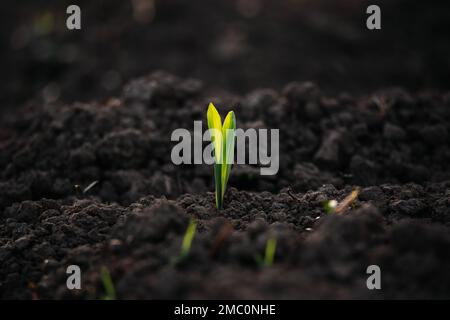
[1, 72, 450, 299]
[2, 0, 450, 108]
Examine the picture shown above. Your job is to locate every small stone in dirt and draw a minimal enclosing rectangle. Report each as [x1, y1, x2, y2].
[420, 124, 448, 146]
[390, 199, 427, 216]
[109, 239, 123, 252]
[383, 123, 406, 141]
[14, 236, 31, 250]
[17, 201, 42, 222]
[314, 130, 343, 168]
[359, 186, 384, 201]
[350, 155, 379, 185]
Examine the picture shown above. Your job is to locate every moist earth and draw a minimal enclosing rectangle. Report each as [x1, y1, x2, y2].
[1, 72, 450, 299]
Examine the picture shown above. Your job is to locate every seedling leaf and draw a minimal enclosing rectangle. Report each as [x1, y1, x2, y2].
[100, 266, 116, 300]
[324, 199, 338, 214]
[264, 237, 277, 267]
[180, 218, 197, 258]
[207, 103, 223, 164]
[221, 111, 236, 200]
[324, 188, 360, 215]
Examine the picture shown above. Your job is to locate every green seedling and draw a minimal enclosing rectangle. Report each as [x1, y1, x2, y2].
[171, 218, 198, 265]
[324, 188, 360, 215]
[180, 218, 197, 258]
[324, 199, 338, 214]
[255, 237, 277, 268]
[263, 237, 277, 267]
[100, 266, 116, 300]
[207, 103, 236, 210]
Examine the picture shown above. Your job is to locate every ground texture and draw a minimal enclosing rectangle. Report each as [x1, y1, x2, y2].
[1, 72, 450, 299]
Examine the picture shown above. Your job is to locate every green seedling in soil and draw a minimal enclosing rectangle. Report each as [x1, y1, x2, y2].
[171, 218, 197, 265]
[324, 199, 338, 214]
[180, 218, 197, 258]
[324, 188, 360, 215]
[100, 266, 116, 300]
[207, 102, 236, 210]
[255, 237, 277, 268]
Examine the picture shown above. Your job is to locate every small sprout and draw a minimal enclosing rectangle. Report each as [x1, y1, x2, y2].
[171, 218, 198, 265]
[255, 237, 277, 268]
[74, 180, 99, 196]
[324, 199, 338, 214]
[180, 218, 197, 258]
[207, 103, 236, 209]
[83, 180, 99, 194]
[100, 266, 116, 300]
[263, 237, 277, 267]
[74, 184, 82, 195]
[324, 188, 360, 215]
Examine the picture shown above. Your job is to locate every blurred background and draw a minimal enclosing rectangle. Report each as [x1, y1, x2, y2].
[1, 0, 449, 110]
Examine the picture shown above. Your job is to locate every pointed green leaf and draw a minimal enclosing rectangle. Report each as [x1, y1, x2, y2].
[180, 219, 197, 257]
[221, 111, 236, 201]
[264, 237, 277, 267]
[207, 103, 223, 164]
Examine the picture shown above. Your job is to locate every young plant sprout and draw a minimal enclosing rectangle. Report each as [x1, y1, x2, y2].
[207, 103, 236, 210]
[264, 237, 277, 267]
[170, 219, 197, 265]
[100, 266, 116, 300]
[324, 199, 338, 214]
[324, 188, 360, 215]
[255, 237, 277, 267]
[180, 218, 197, 258]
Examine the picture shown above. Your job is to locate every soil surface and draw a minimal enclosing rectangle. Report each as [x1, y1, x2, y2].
[1, 0, 450, 300]
[1, 72, 450, 299]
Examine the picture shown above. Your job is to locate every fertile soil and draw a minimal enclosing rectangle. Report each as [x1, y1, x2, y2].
[1, 72, 450, 299]
[1, 0, 450, 300]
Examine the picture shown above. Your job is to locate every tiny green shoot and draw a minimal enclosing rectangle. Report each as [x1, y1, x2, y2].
[255, 237, 277, 268]
[264, 237, 277, 267]
[324, 188, 360, 215]
[180, 218, 197, 258]
[324, 199, 338, 214]
[207, 103, 236, 210]
[100, 266, 116, 300]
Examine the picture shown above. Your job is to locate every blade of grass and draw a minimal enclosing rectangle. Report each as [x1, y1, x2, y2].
[264, 237, 277, 267]
[100, 266, 116, 300]
[180, 219, 197, 258]
[207, 103, 222, 164]
[221, 111, 236, 202]
[207, 103, 224, 209]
